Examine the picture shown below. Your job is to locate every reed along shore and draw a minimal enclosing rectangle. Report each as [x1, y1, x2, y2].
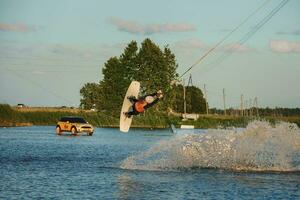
[1, 104, 299, 129]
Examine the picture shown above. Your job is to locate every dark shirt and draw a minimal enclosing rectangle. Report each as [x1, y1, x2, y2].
[127, 92, 160, 115]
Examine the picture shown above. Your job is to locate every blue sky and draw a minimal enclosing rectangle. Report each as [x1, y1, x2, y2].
[0, 0, 299, 108]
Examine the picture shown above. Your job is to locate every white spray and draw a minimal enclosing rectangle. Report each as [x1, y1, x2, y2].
[121, 121, 300, 172]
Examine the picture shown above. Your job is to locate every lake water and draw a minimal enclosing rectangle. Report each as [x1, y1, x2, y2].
[0, 121, 300, 199]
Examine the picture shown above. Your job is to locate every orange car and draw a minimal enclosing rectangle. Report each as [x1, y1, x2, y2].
[56, 116, 94, 136]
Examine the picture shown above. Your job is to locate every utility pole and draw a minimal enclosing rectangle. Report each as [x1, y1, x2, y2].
[204, 84, 209, 115]
[244, 100, 248, 116]
[254, 97, 259, 117]
[223, 88, 226, 116]
[240, 94, 244, 117]
[188, 74, 193, 86]
[249, 98, 253, 117]
[183, 79, 186, 119]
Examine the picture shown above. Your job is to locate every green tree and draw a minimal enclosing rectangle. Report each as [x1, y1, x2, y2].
[80, 83, 101, 109]
[98, 42, 139, 115]
[163, 46, 178, 86]
[99, 57, 124, 115]
[80, 39, 179, 114]
[119, 41, 138, 83]
[170, 84, 207, 114]
[161, 46, 179, 110]
[136, 39, 178, 111]
[186, 86, 206, 113]
[136, 38, 166, 92]
[170, 84, 184, 113]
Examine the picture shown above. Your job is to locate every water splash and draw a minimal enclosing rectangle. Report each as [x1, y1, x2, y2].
[120, 121, 300, 172]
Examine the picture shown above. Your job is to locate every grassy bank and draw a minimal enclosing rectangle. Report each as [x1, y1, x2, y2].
[0, 104, 118, 127]
[1, 104, 300, 129]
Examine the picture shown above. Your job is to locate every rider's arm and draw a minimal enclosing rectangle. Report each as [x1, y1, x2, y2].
[140, 92, 158, 99]
[144, 98, 159, 109]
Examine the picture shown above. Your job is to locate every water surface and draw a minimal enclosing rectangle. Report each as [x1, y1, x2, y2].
[0, 123, 299, 199]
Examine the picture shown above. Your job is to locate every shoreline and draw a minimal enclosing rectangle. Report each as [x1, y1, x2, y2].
[1, 105, 300, 129]
[0, 123, 168, 129]
[0, 122, 34, 127]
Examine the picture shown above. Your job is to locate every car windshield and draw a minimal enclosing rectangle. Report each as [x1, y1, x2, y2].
[70, 118, 87, 123]
[60, 117, 87, 123]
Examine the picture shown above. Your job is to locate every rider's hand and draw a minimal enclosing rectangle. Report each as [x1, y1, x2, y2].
[157, 90, 163, 99]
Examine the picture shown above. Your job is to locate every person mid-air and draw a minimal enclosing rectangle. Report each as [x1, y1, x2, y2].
[124, 90, 163, 118]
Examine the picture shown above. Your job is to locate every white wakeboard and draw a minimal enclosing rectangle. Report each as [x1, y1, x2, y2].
[119, 81, 140, 132]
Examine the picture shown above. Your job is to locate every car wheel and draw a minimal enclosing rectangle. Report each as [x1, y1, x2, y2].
[71, 127, 77, 135]
[56, 126, 62, 135]
[88, 132, 93, 136]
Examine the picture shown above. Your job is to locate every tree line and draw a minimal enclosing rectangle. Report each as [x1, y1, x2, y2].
[80, 39, 207, 116]
[209, 107, 300, 117]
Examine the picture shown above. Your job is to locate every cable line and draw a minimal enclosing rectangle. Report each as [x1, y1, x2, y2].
[197, 0, 290, 74]
[240, 0, 289, 45]
[179, 0, 272, 78]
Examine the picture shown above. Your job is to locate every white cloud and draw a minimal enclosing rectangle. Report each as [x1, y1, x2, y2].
[0, 22, 38, 33]
[269, 40, 300, 53]
[222, 43, 250, 53]
[173, 38, 206, 49]
[173, 39, 250, 54]
[50, 44, 96, 60]
[108, 17, 196, 35]
[32, 70, 45, 75]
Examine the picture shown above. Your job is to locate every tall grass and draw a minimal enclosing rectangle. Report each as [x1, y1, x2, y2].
[0, 104, 24, 122]
[0, 104, 120, 127]
[1, 104, 299, 128]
